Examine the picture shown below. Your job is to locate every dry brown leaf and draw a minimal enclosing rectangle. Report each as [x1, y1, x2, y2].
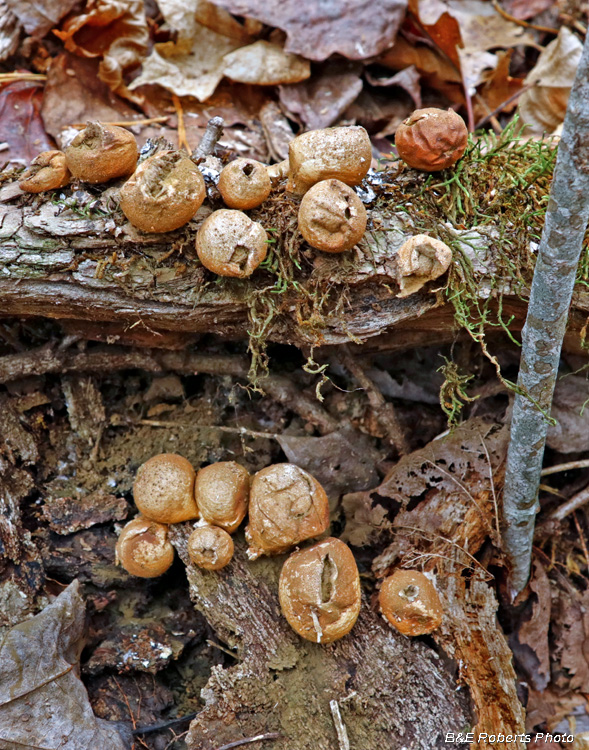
[365, 65, 422, 109]
[546, 374, 589, 453]
[223, 40, 310, 85]
[207, 0, 407, 61]
[279, 61, 363, 130]
[0, 80, 54, 164]
[477, 50, 524, 119]
[518, 26, 583, 135]
[516, 559, 551, 687]
[0, 581, 130, 750]
[53, 0, 149, 101]
[3, 0, 77, 37]
[157, 0, 251, 51]
[0, 1, 20, 61]
[503, 0, 555, 21]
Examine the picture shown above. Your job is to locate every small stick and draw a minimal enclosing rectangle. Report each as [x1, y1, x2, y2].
[541, 458, 589, 477]
[133, 712, 200, 735]
[573, 511, 589, 574]
[329, 700, 350, 750]
[193, 116, 224, 162]
[214, 733, 282, 750]
[71, 116, 169, 128]
[172, 94, 190, 153]
[491, 0, 560, 34]
[549, 484, 589, 522]
[475, 84, 535, 129]
[0, 72, 46, 82]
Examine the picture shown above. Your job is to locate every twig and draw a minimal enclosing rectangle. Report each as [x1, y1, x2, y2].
[71, 116, 169, 128]
[193, 116, 224, 162]
[492, 0, 560, 34]
[214, 734, 281, 750]
[0, 72, 46, 82]
[549, 484, 589, 521]
[475, 84, 535, 130]
[478, 432, 501, 543]
[541, 458, 589, 476]
[133, 713, 200, 735]
[573, 511, 589, 574]
[330, 700, 350, 750]
[172, 94, 190, 153]
[139, 420, 282, 440]
[502, 31, 589, 597]
[339, 346, 409, 454]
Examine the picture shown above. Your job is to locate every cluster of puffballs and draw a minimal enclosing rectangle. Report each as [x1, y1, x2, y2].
[115, 453, 443, 643]
[18, 108, 468, 287]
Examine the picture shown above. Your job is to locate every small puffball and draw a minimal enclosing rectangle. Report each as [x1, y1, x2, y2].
[19, 151, 70, 193]
[116, 517, 175, 578]
[396, 234, 453, 297]
[196, 209, 268, 278]
[187, 525, 234, 570]
[218, 158, 272, 209]
[379, 569, 443, 636]
[395, 108, 468, 172]
[194, 461, 250, 533]
[65, 121, 137, 183]
[133, 453, 198, 523]
[298, 179, 367, 253]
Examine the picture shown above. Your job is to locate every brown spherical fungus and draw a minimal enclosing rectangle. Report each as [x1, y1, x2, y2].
[279, 537, 361, 643]
[218, 158, 272, 210]
[120, 150, 206, 233]
[187, 525, 234, 570]
[395, 108, 468, 172]
[19, 150, 70, 193]
[194, 461, 250, 533]
[116, 517, 174, 578]
[287, 125, 372, 196]
[396, 234, 453, 297]
[379, 569, 443, 636]
[65, 121, 137, 183]
[133, 453, 198, 524]
[245, 463, 329, 559]
[298, 179, 367, 253]
[196, 209, 268, 278]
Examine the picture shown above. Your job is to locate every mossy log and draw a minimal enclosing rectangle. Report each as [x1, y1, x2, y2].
[2, 181, 588, 354]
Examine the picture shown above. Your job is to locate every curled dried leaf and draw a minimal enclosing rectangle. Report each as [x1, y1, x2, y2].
[223, 40, 310, 85]
[396, 234, 452, 297]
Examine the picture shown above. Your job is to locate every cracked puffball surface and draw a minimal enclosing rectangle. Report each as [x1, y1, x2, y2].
[133, 453, 198, 523]
[65, 121, 138, 183]
[196, 209, 268, 278]
[287, 125, 372, 195]
[379, 569, 443, 636]
[194, 461, 250, 533]
[19, 150, 70, 193]
[116, 517, 175, 578]
[298, 178, 367, 253]
[120, 150, 206, 233]
[395, 108, 468, 172]
[396, 234, 452, 297]
[187, 525, 234, 570]
[245, 463, 329, 559]
[279, 537, 361, 643]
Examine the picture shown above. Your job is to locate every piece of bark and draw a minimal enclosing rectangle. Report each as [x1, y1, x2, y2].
[169, 526, 470, 750]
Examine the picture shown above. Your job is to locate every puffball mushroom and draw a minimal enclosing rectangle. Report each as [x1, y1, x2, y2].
[396, 234, 453, 297]
[245, 463, 329, 559]
[65, 121, 138, 183]
[120, 150, 206, 233]
[187, 524, 234, 570]
[133, 453, 198, 524]
[298, 179, 367, 253]
[116, 517, 175, 578]
[395, 108, 468, 172]
[195, 209, 268, 278]
[218, 157, 272, 209]
[19, 150, 70, 193]
[287, 125, 372, 196]
[379, 569, 443, 636]
[279, 537, 361, 643]
[194, 461, 250, 533]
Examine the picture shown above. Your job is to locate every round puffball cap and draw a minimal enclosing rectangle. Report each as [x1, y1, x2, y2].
[120, 150, 206, 233]
[298, 179, 367, 253]
[194, 461, 250, 533]
[379, 569, 443, 636]
[187, 524, 234, 570]
[196, 209, 268, 278]
[19, 151, 70, 193]
[218, 158, 272, 210]
[245, 463, 329, 559]
[395, 108, 468, 172]
[65, 121, 138, 183]
[133, 453, 198, 524]
[116, 517, 175, 578]
[279, 537, 361, 643]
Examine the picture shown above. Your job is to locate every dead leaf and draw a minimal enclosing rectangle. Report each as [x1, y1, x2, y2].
[0, 581, 131, 750]
[365, 65, 422, 109]
[207, 0, 407, 61]
[546, 374, 589, 453]
[279, 60, 363, 130]
[3, 0, 77, 38]
[53, 0, 149, 101]
[502, 0, 556, 21]
[552, 588, 589, 693]
[259, 100, 294, 161]
[223, 40, 310, 85]
[0, 1, 20, 61]
[0, 79, 54, 164]
[477, 50, 524, 119]
[158, 0, 252, 50]
[515, 559, 551, 689]
[518, 26, 583, 135]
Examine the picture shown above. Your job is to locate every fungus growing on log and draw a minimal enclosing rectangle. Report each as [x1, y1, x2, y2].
[187, 525, 234, 570]
[396, 234, 453, 297]
[379, 569, 443, 636]
[116, 517, 175, 578]
[395, 108, 468, 172]
[196, 209, 268, 277]
[194, 461, 250, 533]
[298, 179, 367, 253]
[65, 121, 137, 183]
[133, 453, 198, 524]
[218, 157, 272, 209]
[19, 151, 70, 193]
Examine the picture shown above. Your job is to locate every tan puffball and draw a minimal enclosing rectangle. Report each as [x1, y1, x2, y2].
[116, 517, 174, 578]
[279, 537, 361, 643]
[245, 463, 329, 559]
[379, 569, 443, 636]
[218, 158, 272, 210]
[187, 525, 234, 570]
[133, 453, 198, 524]
[19, 151, 70, 193]
[298, 179, 367, 253]
[196, 209, 268, 278]
[395, 108, 468, 172]
[287, 125, 372, 195]
[120, 150, 206, 233]
[396, 234, 452, 297]
[65, 121, 137, 183]
[194, 461, 250, 533]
